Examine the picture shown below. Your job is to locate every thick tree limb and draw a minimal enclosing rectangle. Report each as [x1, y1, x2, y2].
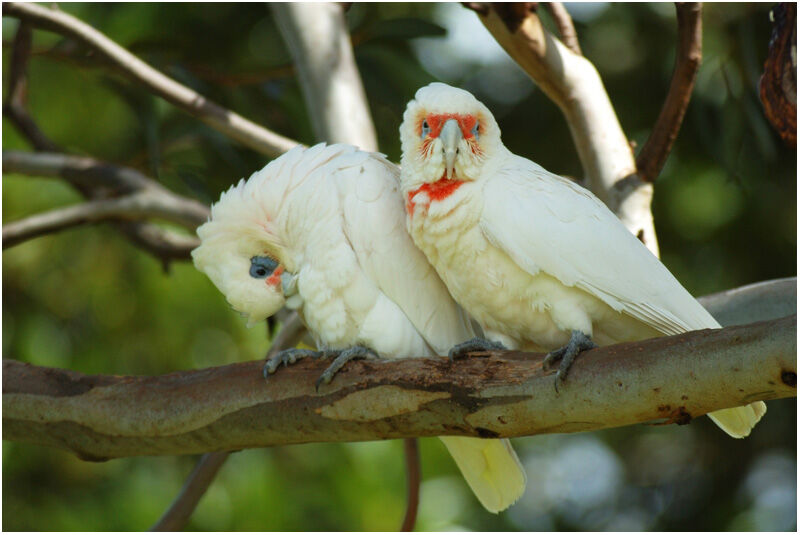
[464, 3, 659, 255]
[4, 315, 795, 461]
[636, 3, 702, 183]
[271, 3, 378, 151]
[2, 2, 300, 157]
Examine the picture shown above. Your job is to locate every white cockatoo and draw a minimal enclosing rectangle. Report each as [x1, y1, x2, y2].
[192, 143, 526, 513]
[398, 82, 766, 438]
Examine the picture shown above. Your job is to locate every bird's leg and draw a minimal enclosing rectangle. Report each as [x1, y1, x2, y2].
[448, 337, 507, 361]
[315, 345, 379, 391]
[543, 330, 597, 392]
[263, 348, 324, 379]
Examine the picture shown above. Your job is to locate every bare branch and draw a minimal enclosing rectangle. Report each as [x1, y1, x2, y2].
[543, 3, 582, 55]
[401, 438, 420, 531]
[2, 2, 300, 157]
[114, 222, 200, 263]
[150, 451, 230, 532]
[464, 3, 659, 255]
[636, 3, 703, 183]
[2, 191, 205, 249]
[272, 3, 378, 150]
[699, 277, 796, 327]
[3, 21, 61, 152]
[759, 2, 797, 148]
[4, 315, 795, 461]
[3, 151, 209, 252]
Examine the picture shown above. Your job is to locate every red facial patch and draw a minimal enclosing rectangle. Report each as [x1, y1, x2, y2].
[266, 265, 284, 287]
[406, 178, 464, 217]
[422, 113, 479, 139]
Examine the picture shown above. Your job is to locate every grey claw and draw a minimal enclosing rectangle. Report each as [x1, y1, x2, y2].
[314, 345, 378, 390]
[544, 330, 596, 393]
[263, 348, 322, 380]
[447, 338, 506, 360]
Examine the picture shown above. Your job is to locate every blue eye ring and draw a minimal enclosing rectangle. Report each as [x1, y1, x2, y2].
[250, 256, 279, 279]
[471, 122, 480, 139]
[421, 119, 430, 139]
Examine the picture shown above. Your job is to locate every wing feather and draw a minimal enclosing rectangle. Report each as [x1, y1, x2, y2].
[479, 155, 720, 334]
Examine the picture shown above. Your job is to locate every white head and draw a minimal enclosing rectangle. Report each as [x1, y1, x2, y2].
[399, 82, 501, 191]
[192, 152, 298, 325]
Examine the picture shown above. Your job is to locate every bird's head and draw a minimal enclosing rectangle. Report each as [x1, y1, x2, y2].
[399, 82, 500, 191]
[192, 161, 295, 326]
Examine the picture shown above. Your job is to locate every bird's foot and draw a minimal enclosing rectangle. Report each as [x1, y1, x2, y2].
[543, 330, 596, 393]
[315, 345, 379, 391]
[448, 337, 507, 361]
[263, 348, 324, 379]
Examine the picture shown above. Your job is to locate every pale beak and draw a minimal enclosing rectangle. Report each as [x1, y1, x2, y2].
[440, 119, 462, 179]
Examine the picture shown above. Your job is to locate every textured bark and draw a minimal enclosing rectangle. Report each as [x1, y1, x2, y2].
[760, 3, 797, 148]
[4, 315, 795, 461]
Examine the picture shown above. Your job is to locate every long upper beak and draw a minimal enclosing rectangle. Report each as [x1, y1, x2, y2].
[440, 119, 462, 180]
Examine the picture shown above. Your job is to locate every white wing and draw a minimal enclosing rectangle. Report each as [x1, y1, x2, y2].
[332, 151, 475, 355]
[479, 154, 720, 335]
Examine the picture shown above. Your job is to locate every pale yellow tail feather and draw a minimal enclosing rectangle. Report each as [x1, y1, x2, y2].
[439, 436, 527, 513]
[708, 401, 767, 438]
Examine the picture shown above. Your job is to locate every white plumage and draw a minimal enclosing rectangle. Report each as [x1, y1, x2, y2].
[192, 143, 527, 513]
[399, 82, 766, 438]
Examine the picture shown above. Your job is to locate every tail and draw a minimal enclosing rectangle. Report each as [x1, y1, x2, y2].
[439, 436, 526, 513]
[708, 401, 767, 438]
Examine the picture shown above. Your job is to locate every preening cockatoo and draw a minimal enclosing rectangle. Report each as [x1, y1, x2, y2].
[398, 82, 766, 439]
[192, 143, 526, 513]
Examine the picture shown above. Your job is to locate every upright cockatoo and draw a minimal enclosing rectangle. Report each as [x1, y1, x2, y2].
[191, 143, 526, 513]
[398, 82, 766, 438]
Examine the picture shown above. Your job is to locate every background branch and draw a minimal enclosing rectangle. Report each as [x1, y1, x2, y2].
[465, 3, 659, 255]
[271, 2, 378, 150]
[3, 21, 61, 152]
[4, 315, 795, 461]
[635, 2, 703, 183]
[542, 2, 582, 55]
[2, 2, 300, 157]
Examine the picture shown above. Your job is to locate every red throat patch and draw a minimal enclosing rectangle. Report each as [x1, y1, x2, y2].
[406, 178, 464, 217]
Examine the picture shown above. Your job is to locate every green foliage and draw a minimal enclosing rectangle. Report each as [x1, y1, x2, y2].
[3, 3, 795, 531]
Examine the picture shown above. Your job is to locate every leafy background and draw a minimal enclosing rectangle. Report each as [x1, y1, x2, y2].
[3, 3, 796, 531]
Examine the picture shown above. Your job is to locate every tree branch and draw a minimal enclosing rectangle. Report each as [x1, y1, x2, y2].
[635, 2, 703, 183]
[4, 315, 795, 461]
[464, 3, 659, 255]
[2, 191, 205, 249]
[401, 438, 420, 531]
[3, 21, 62, 152]
[699, 277, 796, 327]
[271, 3, 378, 150]
[542, 3, 582, 56]
[759, 2, 797, 148]
[150, 451, 230, 532]
[2, 2, 300, 157]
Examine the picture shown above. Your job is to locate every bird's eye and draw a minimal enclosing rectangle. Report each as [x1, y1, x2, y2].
[421, 119, 430, 139]
[471, 122, 480, 139]
[250, 256, 278, 279]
